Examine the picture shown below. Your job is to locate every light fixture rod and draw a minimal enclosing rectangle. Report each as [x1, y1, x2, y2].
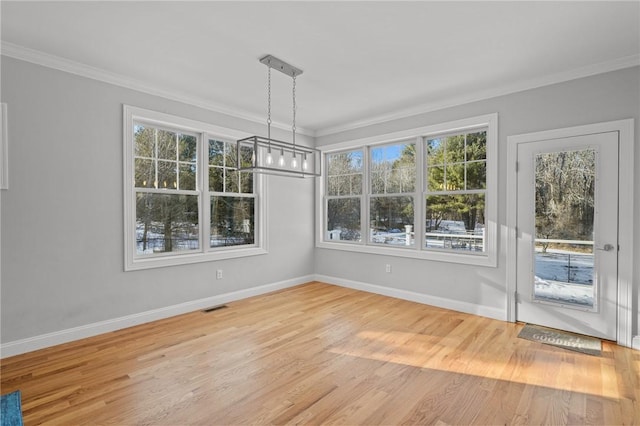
[259, 55, 303, 78]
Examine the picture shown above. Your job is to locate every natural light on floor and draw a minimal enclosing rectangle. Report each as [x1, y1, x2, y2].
[328, 329, 624, 400]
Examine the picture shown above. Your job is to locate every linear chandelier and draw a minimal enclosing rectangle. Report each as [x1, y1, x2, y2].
[236, 55, 321, 177]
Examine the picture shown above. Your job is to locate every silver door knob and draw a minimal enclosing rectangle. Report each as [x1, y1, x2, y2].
[596, 244, 615, 251]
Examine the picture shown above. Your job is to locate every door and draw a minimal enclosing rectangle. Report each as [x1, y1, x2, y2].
[516, 132, 618, 340]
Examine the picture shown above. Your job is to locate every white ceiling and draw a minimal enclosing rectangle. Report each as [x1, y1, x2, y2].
[2, 1, 639, 135]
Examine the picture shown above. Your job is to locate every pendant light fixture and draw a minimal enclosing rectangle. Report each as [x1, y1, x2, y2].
[236, 55, 321, 177]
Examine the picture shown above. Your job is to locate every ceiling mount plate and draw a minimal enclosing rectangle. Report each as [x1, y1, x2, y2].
[259, 55, 303, 78]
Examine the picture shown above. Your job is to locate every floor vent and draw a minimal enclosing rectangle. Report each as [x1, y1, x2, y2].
[202, 305, 228, 313]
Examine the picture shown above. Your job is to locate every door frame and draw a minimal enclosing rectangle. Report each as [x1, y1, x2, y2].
[506, 119, 635, 347]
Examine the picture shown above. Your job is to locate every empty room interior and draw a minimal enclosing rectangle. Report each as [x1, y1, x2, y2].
[1, 1, 639, 424]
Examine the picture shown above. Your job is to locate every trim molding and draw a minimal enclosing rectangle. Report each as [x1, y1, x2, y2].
[316, 274, 505, 321]
[122, 105, 269, 271]
[505, 119, 635, 348]
[0, 41, 314, 137]
[3, 41, 638, 138]
[316, 55, 640, 137]
[0, 103, 7, 190]
[0, 275, 313, 359]
[315, 113, 499, 268]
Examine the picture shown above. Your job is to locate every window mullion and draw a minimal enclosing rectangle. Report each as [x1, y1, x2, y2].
[222, 141, 227, 193]
[126, 106, 264, 271]
[319, 114, 496, 267]
[175, 133, 180, 190]
[201, 133, 210, 253]
[464, 133, 468, 191]
[363, 147, 370, 244]
[415, 136, 425, 250]
[154, 128, 159, 189]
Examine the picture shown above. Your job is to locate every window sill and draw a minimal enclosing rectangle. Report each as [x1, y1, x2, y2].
[125, 247, 268, 271]
[316, 240, 497, 267]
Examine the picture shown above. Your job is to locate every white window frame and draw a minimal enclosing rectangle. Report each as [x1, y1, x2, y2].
[324, 148, 365, 244]
[368, 139, 418, 248]
[316, 113, 497, 267]
[124, 105, 267, 271]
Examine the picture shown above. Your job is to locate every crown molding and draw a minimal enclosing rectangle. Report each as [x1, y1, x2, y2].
[0, 41, 315, 137]
[3, 41, 637, 139]
[315, 54, 640, 137]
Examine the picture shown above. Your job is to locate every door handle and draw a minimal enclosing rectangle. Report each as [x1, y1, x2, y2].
[595, 244, 615, 252]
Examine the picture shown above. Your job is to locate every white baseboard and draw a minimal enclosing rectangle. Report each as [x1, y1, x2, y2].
[0, 275, 313, 359]
[632, 336, 640, 351]
[315, 274, 505, 321]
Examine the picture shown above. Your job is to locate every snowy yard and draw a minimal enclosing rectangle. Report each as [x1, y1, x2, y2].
[534, 250, 594, 307]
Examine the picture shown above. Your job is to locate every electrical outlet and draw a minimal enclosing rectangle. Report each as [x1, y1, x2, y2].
[216, 269, 223, 280]
[385, 264, 391, 273]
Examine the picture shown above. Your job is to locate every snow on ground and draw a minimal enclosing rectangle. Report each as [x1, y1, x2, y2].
[534, 249, 594, 307]
[368, 225, 597, 307]
[534, 275, 593, 307]
[534, 250, 593, 285]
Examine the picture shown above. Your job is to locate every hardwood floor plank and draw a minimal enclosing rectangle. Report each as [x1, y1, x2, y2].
[2, 282, 638, 425]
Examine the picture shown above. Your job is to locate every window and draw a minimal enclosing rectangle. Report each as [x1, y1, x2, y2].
[134, 125, 200, 255]
[208, 139, 255, 248]
[370, 141, 416, 246]
[425, 131, 487, 252]
[124, 106, 266, 270]
[325, 149, 363, 242]
[319, 114, 497, 266]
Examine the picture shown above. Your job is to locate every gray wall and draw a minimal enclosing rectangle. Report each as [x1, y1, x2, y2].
[315, 66, 640, 338]
[0, 57, 315, 343]
[1, 56, 638, 346]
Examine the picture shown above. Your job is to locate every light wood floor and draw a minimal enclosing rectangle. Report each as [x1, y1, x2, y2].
[2, 282, 639, 425]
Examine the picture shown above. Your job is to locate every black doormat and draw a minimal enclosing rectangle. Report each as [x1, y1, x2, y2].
[518, 324, 602, 356]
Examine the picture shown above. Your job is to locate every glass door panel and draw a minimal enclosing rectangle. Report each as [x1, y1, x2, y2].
[534, 149, 596, 309]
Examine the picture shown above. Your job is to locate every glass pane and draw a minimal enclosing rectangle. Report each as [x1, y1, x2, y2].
[466, 161, 486, 190]
[238, 145, 254, 169]
[134, 125, 155, 158]
[350, 174, 363, 195]
[370, 196, 414, 246]
[326, 198, 361, 242]
[445, 164, 464, 191]
[444, 135, 465, 163]
[135, 193, 199, 255]
[393, 164, 416, 193]
[534, 149, 596, 307]
[179, 163, 196, 191]
[370, 169, 387, 194]
[425, 193, 486, 252]
[157, 130, 177, 160]
[427, 165, 445, 192]
[178, 134, 197, 162]
[327, 151, 362, 175]
[328, 174, 361, 196]
[327, 151, 363, 196]
[370, 142, 415, 194]
[225, 170, 240, 193]
[225, 142, 238, 170]
[238, 172, 254, 194]
[426, 130, 487, 194]
[210, 196, 255, 247]
[327, 176, 341, 196]
[466, 131, 487, 161]
[209, 140, 225, 166]
[135, 158, 154, 188]
[426, 138, 444, 166]
[157, 160, 177, 189]
[209, 166, 224, 192]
